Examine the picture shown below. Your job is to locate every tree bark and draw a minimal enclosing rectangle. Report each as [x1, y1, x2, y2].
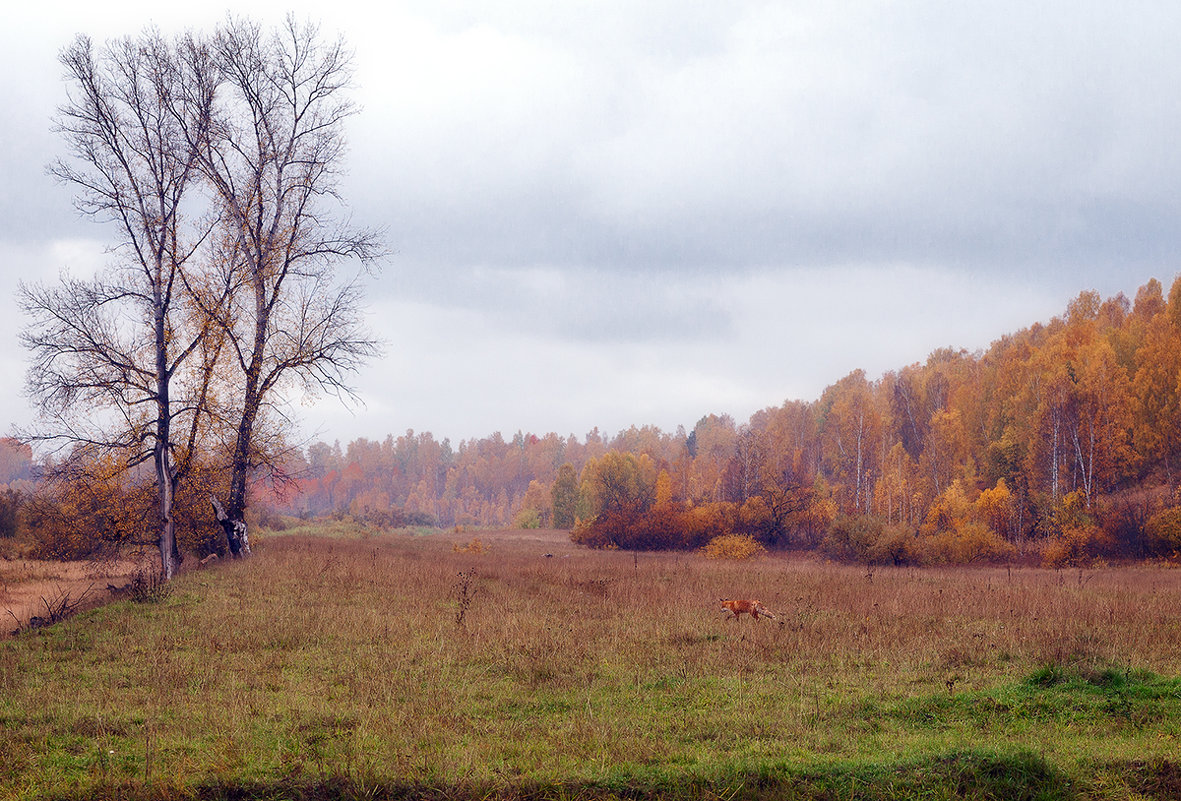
[210, 495, 250, 558]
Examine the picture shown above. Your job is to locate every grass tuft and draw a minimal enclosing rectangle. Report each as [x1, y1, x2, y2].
[127, 568, 172, 605]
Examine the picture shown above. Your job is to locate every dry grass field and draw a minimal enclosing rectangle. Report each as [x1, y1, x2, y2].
[2, 526, 1180, 800]
[1, 557, 140, 634]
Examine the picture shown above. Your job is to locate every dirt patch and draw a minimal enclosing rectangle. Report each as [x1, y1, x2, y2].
[0, 557, 140, 635]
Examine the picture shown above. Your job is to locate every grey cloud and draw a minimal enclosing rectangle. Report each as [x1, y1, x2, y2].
[346, 1, 1181, 285]
[377, 261, 733, 345]
[6, 1, 1181, 443]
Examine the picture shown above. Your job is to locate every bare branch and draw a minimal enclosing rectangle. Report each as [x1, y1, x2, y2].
[190, 15, 383, 554]
[27, 29, 218, 580]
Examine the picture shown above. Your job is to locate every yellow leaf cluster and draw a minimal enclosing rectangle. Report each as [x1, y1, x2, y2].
[452, 537, 487, 554]
[700, 533, 766, 560]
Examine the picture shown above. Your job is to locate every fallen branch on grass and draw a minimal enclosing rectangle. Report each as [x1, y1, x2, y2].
[6, 583, 95, 634]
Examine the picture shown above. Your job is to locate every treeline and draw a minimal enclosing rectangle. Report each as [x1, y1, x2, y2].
[269, 277, 1181, 565]
[11, 278, 1181, 565]
[0, 439, 34, 539]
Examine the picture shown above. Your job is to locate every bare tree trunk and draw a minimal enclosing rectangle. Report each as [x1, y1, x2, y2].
[218, 385, 261, 558]
[854, 410, 864, 511]
[210, 494, 250, 558]
[155, 442, 181, 578]
[1050, 409, 1061, 504]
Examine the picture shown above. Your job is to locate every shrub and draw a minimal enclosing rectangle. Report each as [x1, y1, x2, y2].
[823, 516, 926, 565]
[570, 517, 615, 549]
[452, 537, 487, 554]
[513, 507, 541, 529]
[21, 473, 150, 560]
[571, 503, 700, 551]
[1144, 507, 1181, 558]
[20, 452, 229, 560]
[1041, 524, 1108, 568]
[868, 523, 923, 566]
[681, 502, 738, 547]
[823, 515, 883, 563]
[924, 520, 1016, 565]
[700, 533, 766, 560]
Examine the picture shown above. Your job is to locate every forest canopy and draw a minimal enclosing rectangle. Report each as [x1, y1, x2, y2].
[249, 277, 1181, 566]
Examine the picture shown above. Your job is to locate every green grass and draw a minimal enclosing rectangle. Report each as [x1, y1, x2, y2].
[2, 529, 1180, 799]
[263, 517, 439, 541]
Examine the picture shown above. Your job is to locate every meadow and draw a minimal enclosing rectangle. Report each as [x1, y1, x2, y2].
[2, 526, 1180, 800]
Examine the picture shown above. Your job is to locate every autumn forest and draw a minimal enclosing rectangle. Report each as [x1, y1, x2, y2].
[228, 277, 1181, 566]
[6, 278, 1181, 567]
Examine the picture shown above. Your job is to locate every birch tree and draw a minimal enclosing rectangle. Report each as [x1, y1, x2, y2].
[197, 16, 382, 556]
[20, 31, 217, 579]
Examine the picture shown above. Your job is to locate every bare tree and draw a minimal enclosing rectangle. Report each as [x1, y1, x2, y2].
[197, 16, 382, 556]
[22, 18, 381, 569]
[20, 32, 218, 579]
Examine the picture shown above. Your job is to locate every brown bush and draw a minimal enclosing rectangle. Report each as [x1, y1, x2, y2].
[822, 516, 926, 565]
[1041, 524, 1110, 568]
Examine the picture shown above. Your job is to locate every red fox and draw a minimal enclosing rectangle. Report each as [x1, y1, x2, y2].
[720, 598, 775, 621]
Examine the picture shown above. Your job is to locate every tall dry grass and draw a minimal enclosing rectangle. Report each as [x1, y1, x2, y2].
[1, 528, 1180, 799]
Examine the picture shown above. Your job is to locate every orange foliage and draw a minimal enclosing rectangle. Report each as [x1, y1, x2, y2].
[452, 537, 487, 554]
[23, 450, 224, 560]
[254, 277, 1181, 562]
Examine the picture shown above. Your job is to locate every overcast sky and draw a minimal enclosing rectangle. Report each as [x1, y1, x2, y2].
[3, 1, 1179, 446]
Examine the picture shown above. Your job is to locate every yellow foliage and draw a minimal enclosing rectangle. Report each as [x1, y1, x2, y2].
[654, 469, 674, 507]
[1041, 525, 1107, 568]
[700, 533, 766, 560]
[921, 480, 972, 536]
[924, 520, 1016, 565]
[1054, 491, 1092, 530]
[1145, 506, 1181, 557]
[974, 479, 1017, 540]
[805, 493, 838, 535]
[518, 479, 550, 527]
[452, 537, 487, 554]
